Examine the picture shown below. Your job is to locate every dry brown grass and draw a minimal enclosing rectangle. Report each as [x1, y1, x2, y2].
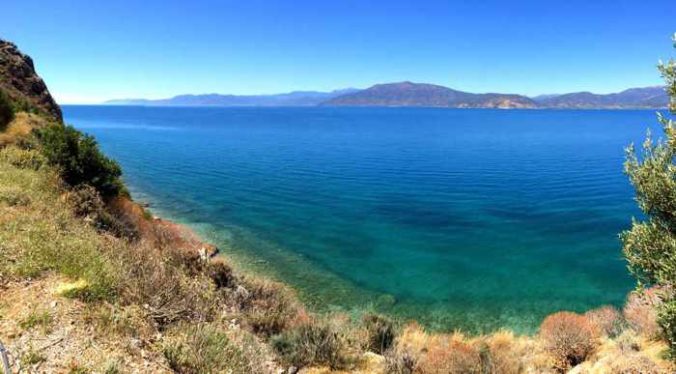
[0, 276, 172, 373]
[0, 112, 47, 146]
[539, 311, 598, 371]
[481, 330, 526, 374]
[624, 288, 663, 339]
[385, 324, 529, 374]
[162, 322, 271, 374]
[113, 239, 221, 326]
[417, 335, 483, 374]
[585, 305, 623, 338]
[608, 353, 663, 374]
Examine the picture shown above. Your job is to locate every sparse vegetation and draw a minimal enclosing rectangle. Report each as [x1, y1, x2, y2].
[234, 276, 301, 336]
[162, 323, 252, 374]
[19, 309, 53, 332]
[20, 346, 45, 367]
[272, 317, 357, 369]
[624, 288, 663, 339]
[102, 360, 121, 374]
[585, 305, 624, 338]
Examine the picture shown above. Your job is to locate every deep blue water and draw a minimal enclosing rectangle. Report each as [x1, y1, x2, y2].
[63, 106, 659, 333]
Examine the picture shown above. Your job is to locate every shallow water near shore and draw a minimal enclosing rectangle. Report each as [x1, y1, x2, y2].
[64, 106, 659, 333]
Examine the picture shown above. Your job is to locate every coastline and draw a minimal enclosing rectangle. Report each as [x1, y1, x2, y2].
[125, 184, 607, 335]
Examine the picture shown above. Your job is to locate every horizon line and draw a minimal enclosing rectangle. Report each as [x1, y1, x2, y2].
[55, 82, 665, 105]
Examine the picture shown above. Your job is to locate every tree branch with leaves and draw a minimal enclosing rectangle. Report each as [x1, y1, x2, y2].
[622, 33, 676, 357]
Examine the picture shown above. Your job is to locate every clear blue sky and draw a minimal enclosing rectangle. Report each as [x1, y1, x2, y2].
[2, 0, 675, 103]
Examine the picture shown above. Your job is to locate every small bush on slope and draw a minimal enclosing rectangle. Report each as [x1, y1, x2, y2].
[163, 323, 258, 374]
[233, 276, 301, 336]
[624, 288, 663, 339]
[362, 313, 398, 354]
[271, 317, 357, 370]
[585, 305, 624, 338]
[539, 311, 598, 371]
[417, 337, 483, 374]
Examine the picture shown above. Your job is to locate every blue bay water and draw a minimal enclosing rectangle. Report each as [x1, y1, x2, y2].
[63, 106, 659, 333]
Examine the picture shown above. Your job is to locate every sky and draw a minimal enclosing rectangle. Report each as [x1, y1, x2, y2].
[2, 0, 675, 104]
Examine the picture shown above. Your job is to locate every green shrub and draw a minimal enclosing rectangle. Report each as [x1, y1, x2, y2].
[622, 35, 676, 357]
[659, 299, 676, 358]
[271, 319, 355, 370]
[0, 89, 14, 131]
[363, 313, 397, 354]
[36, 124, 124, 197]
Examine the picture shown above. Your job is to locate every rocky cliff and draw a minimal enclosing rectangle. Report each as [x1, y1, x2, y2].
[0, 39, 62, 122]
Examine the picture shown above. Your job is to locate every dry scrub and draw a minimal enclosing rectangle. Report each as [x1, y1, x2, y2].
[539, 312, 598, 371]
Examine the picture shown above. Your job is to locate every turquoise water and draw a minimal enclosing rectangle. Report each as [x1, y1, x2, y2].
[63, 106, 658, 333]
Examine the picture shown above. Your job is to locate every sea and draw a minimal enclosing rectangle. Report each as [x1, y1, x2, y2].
[63, 105, 662, 333]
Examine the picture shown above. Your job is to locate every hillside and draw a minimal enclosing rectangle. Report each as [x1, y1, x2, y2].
[322, 82, 538, 109]
[533, 86, 668, 109]
[106, 89, 360, 107]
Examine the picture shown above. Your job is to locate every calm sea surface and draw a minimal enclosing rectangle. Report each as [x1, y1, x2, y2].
[63, 106, 660, 333]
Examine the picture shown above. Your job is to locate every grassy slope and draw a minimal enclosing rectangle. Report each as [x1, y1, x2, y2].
[0, 120, 283, 372]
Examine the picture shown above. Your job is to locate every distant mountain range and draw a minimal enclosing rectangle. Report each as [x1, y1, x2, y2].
[532, 86, 668, 109]
[105, 89, 359, 107]
[105, 83, 668, 109]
